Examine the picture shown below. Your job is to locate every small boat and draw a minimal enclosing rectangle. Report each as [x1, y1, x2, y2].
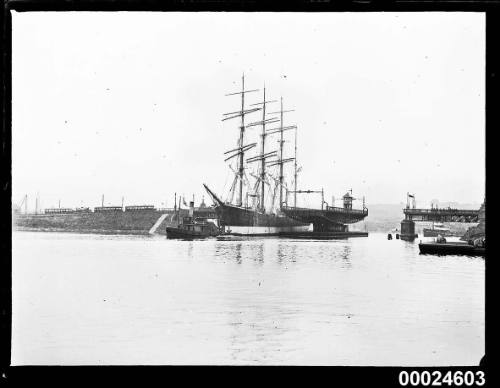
[418, 241, 485, 256]
[166, 200, 220, 239]
[423, 222, 457, 237]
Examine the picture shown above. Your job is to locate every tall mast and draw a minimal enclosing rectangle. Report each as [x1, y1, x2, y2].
[222, 74, 260, 207]
[294, 126, 298, 208]
[245, 86, 278, 212]
[260, 86, 266, 211]
[238, 74, 245, 207]
[265, 99, 296, 210]
[279, 97, 284, 209]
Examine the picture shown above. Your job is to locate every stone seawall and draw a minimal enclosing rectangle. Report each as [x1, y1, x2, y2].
[461, 201, 485, 241]
[13, 211, 174, 235]
[13, 208, 217, 235]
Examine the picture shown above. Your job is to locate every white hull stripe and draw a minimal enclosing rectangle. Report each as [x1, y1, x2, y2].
[225, 224, 312, 235]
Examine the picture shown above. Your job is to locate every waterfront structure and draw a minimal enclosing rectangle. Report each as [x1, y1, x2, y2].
[400, 193, 482, 240]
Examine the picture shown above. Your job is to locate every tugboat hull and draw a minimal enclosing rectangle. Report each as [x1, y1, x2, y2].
[166, 227, 210, 239]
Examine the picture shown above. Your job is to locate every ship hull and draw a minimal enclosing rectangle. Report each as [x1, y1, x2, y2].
[214, 203, 311, 236]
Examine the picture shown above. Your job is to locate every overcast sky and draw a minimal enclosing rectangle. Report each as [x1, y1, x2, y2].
[12, 12, 485, 210]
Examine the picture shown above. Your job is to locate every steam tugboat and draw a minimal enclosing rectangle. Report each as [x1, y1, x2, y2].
[166, 200, 219, 239]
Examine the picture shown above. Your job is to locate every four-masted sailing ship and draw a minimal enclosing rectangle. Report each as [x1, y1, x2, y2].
[203, 75, 311, 235]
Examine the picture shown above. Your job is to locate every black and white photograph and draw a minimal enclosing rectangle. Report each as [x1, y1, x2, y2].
[4, 6, 488, 374]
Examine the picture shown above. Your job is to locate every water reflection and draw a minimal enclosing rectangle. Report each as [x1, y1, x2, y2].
[340, 245, 352, 268]
[251, 242, 264, 265]
[276, 242, 299, 265]
[234, 242, 242, 264]
[213, 241, 243, 264]
[276, 243, 285, 264]
[186, 241, 194, 258]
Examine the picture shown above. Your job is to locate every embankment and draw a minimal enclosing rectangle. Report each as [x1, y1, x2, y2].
[13, 211, 176, 235]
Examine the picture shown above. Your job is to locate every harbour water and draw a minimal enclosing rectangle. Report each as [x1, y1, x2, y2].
[11, 231, 484, 365]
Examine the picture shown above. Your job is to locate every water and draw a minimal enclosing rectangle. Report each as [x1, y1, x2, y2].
[11, 232, 484, 365]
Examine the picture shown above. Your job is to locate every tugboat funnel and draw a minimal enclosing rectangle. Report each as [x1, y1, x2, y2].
[189, 201, 194, 218]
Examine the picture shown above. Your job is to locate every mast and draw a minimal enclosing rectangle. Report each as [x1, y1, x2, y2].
[245, 87, 278, 212]
[294, 126, 298, 207]
[265, 99, 296, 210]
[279, 97, 284, 209]
[222, 74, 260, 207]
[238, 74, 245, 207]
[260, 86, 266, 212]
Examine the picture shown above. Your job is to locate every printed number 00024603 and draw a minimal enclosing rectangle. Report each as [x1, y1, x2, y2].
[398, 371, 485, 386]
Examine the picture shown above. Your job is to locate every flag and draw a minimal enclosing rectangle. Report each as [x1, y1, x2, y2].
[408, 194, 414, 198]
[182, 197, 187, 206]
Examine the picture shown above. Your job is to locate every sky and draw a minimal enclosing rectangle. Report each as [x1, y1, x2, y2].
[11, 12, 485, 211]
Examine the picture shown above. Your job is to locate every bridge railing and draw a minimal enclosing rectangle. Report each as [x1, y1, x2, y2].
[325, 206, 368, 215]
[283, 205, 368, 216]
[403, 208, 478, 215]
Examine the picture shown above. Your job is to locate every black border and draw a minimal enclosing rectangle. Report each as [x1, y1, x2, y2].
[1, 1, 497, 386]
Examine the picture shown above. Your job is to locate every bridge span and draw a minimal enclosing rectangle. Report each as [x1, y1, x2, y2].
[403, 208, 479, 223]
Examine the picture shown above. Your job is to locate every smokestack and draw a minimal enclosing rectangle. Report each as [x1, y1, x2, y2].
[189, 201, 194, 218]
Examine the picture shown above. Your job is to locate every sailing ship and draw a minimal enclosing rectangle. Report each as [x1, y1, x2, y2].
[203, 75, 311, 236]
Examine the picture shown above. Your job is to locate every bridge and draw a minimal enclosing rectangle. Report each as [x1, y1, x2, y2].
[282, 205, 368, 232]
[403, 208, 480, 223]
[398, 193, 483, 240]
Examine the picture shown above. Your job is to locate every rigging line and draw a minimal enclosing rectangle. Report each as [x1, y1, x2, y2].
[221, 166, 231, 200]
[227, 163, 240, 203]
[227, 174, 238, 204]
